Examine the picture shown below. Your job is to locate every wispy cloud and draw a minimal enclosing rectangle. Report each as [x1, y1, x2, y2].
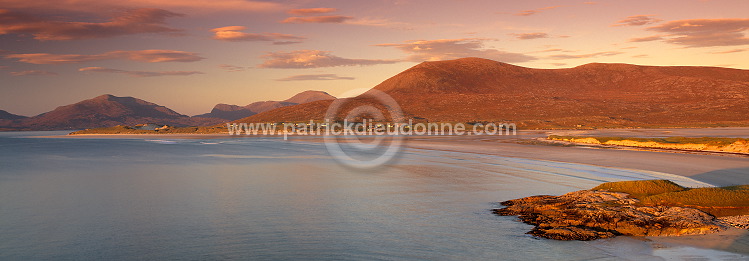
[0, 0, 284, 13]
[79, 67, 203, 77]
[612, 15, 662, 27]
[511, 32, 549, 40]
[280, 15, 353, 24]
[345, 17, 412, 29]
[533, 48, 565, 53]
[376, 38, 537, 63]
[276, 74, 355, 81]
[218, 64, 248, 72]
[279, 9, 409, 29]
[628, 35, 663, 42]
[514, 6, 561, 16]
[211, 26, 304, 44]
[0, 8, 183, 41]
[712, 48, 748, 54]
[9, 70, 57, 76]
[287, 8, 337, 15]
[258, 50, 399, 69]
[6, 50, 204, 64]
[548, 51, 623, 60]
[646, 18, 749, 47]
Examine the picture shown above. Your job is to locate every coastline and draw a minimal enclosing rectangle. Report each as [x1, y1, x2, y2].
[404, 137, 749, 187]
[38, 127, 749, 186]
[18, 129, 749, 258]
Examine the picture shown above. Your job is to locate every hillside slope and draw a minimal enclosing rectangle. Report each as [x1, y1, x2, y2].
[235, 58, 749, 128]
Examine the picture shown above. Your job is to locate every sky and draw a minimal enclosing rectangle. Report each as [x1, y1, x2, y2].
[1, 0, 748, 116]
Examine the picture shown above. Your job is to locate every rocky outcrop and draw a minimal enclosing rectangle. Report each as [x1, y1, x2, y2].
[493, 190, 726, 241]
[718, 215, 749, 229]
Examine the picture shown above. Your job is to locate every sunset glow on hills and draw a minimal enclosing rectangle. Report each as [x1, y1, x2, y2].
[1, 0, 748, 117]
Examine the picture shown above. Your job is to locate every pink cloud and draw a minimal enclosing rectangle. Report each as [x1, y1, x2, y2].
[276, 74, 355, 81]
[612, 15, 662, 27]
[534, 48, 564, 53]
[511, 33, 549, 40]
[79, 67, 203, 77]
[548, 51, 623, 60]
[712, 48, 748, 54]
[0, 8, 183, 41]
[514, 6, 561, 16]
[287, 8, 337, 15]
[280, 15, 353, 24]
[9, 70, 58, 76]
[6, 50, 203, 64]
[0, 0, 284, 13]
[210, 26, 304, 44]
[258, 50, 398, 69]
[646, 18, 749, 47]
[219, 64, 248, 72]
[628, 35, 664, 42]
[376, 38, 537, 63]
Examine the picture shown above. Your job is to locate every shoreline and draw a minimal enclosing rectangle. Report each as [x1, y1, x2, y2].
[31, 128, 749, 186]
[14, 129, 749, 257]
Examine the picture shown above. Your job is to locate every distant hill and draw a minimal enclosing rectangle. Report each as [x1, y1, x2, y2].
[195, 104, 256, 122]
[284, 90, 336, 104]
[234, 57, 749, 128]
[196, 90, 335, 121]
[1, 90, 338, 131]
[0, 110, 26, 120]
[0, 110, 28, 131]
[9, 94, 224, 130]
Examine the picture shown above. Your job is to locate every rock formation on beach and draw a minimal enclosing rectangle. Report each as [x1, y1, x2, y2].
[494, 190, 727, 241]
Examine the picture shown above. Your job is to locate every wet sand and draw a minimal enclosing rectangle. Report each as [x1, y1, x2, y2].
[50, 128, 749, 186]
[404, 128, 749, 187]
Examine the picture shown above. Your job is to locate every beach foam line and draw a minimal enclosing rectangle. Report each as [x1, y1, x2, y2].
[201, 154, 330, 160]
[403, 148, 713, 188]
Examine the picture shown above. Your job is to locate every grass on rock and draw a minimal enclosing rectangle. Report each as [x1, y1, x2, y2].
[593, 180, 749, 217]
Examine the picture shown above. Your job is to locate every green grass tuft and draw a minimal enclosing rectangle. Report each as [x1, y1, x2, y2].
[591, 180, 749, 217]
[592, 180, 686, 198]
[640, 187, 749, 208]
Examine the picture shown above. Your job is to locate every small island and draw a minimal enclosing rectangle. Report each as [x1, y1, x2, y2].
[494, 180, 749, 241]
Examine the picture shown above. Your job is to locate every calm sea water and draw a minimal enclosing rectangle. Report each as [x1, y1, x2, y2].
[0, 131, 735, 260]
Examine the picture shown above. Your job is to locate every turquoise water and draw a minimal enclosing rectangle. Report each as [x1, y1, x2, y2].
[0, 132, 733, 260]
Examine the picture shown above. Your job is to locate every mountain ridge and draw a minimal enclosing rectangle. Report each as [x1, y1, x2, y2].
[233, 57, 749, 128]
[195, 90, 335, 121]
[0, 90, 339, 130]
[13, 94, 224, 130]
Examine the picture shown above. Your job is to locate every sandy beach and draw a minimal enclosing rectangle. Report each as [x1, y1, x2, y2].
[403, 128, 749, 187]
[54, 128, 749, 186]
